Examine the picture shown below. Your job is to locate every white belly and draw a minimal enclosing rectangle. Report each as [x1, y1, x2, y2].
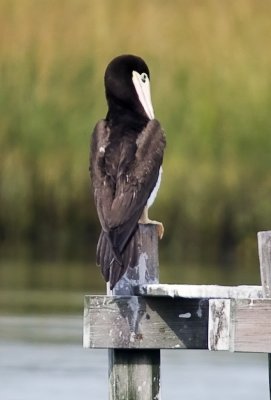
[147, 167, 162, 208]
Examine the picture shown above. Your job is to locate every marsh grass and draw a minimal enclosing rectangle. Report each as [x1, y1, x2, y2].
[1, 0, 271, 278]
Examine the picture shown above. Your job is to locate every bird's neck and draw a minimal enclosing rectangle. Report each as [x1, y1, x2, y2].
[106, 103, 148, 132]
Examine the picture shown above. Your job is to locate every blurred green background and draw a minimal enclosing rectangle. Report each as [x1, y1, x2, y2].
[1, 0, 271, 313]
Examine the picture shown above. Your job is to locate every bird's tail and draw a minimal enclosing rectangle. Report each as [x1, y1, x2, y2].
[96, 229, 140, 290]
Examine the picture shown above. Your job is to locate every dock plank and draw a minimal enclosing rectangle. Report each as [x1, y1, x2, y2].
[138, 284, 263, 299]
[84, 295, 209, 349]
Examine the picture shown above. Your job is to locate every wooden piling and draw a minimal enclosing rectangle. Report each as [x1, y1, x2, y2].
[257, 231, 271, 398]
[108, 224, 160, 400]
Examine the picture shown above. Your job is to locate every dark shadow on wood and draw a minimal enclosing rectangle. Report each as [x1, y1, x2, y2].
[145, 297, 209, 349]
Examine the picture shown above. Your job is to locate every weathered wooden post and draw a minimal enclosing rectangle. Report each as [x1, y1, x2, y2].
[107, 224, 160, 400]
[257, 231, 271, 398]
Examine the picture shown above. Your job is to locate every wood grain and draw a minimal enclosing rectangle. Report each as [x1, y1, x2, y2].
[231, 299, 271, 353]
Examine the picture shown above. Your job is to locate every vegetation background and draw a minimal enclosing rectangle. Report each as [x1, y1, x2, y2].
[1, 0, 271, 312]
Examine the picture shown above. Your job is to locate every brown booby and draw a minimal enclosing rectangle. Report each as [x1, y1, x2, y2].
[90, 54, 166, 289]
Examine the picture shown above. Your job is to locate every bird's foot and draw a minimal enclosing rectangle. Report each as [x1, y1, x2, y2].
[153, 220, 164, 239]
[138, 217, 164, 239]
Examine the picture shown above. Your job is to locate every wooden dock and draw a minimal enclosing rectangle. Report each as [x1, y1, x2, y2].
[83, 228, 271, 399]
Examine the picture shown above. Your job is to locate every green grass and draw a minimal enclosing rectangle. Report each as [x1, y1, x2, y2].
[0, 289, 84, 314]
[1, 0, 271, 276]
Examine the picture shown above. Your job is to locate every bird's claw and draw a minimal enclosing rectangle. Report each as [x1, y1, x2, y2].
[154, 221, 164, 239]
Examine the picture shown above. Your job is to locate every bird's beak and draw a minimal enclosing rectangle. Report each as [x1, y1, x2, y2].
[132, 71, 155, 120]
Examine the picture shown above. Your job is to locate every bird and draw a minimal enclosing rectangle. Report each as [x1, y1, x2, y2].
[90, 54, 166, 289]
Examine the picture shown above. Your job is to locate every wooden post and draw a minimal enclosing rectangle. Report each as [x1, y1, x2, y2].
[108, 224, 160, 400]
[257, 231, 271, 398]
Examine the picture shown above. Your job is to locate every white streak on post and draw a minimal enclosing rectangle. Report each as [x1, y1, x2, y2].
[138, 252, 148, 285]
[208, 299, 231, 351]
[178, 313, 191, 319]
[127, 296, 140, 332]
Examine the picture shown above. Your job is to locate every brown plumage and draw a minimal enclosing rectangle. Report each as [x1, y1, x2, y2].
[90, 55, 166, 289]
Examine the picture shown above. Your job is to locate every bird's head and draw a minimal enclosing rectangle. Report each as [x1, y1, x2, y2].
[104, 54, 155, 121]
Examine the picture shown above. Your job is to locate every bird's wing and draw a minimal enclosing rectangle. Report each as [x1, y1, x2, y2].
[90, 118, 166, 254]
[110, 119, 165, 226]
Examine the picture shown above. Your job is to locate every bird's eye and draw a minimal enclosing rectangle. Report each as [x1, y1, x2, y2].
[141, 73, 147, 83]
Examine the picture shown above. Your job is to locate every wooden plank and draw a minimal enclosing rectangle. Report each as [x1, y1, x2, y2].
[258, 231, 271, 398]
[108, 224, 160, 400]
[84, 295, 209, 349]
[138, 284, 263, 299]
[231, 299, 271, 353]
[208, 299, 231, 351]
